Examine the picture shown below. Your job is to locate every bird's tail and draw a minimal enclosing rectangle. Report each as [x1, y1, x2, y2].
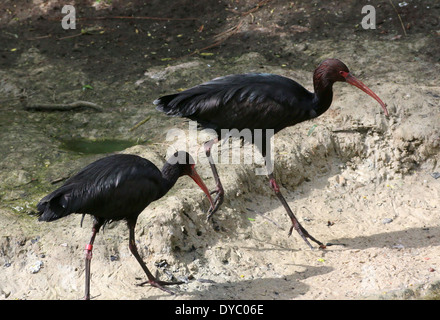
[37, 186, 74, 222]
[154, 94, 179, 114]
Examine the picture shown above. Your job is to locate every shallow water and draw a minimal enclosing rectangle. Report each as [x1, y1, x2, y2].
[59, 138, 139, 155]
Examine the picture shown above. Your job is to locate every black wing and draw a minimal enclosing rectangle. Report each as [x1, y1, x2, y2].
[155, 73, 315, 133]
[37, 154, 162, 222]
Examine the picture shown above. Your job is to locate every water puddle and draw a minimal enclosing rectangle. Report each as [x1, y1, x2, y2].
[59, 138, 139, 154]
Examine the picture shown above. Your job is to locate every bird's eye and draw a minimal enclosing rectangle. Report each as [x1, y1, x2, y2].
[339, 71, 349, 78]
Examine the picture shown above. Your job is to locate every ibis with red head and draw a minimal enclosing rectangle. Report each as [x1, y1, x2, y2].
[155, 59, 388, 249]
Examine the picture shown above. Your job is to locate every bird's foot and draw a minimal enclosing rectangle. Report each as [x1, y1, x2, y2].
[288, 224, 326, 250]
[206, 187, 224, 221]
[137, 278, 185, 295]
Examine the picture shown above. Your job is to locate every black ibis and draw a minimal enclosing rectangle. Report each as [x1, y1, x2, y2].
[37, 151, 213, 299]
[155, 59, 388, 249]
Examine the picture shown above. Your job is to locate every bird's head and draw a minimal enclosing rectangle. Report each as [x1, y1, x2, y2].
[316, 59, 350, 83]
[167, 151, 214, 209]
[315, 59, 389, 116]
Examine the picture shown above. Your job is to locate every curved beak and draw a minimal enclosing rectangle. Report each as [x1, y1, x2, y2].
[345, 73, 389, 117]
[188, 166, 214, 210]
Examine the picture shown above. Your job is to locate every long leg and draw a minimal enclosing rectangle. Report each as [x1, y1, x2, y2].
[260, 136, 325, 249]
[268, 172, 326, 249]
[84, 217, 104, 300]
[204, 139, 224, 220]
[127, 218, 183, 295]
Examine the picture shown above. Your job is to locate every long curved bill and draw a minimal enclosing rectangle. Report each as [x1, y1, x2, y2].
[345, 73, 389, 117]
[189, 166, 215, 210]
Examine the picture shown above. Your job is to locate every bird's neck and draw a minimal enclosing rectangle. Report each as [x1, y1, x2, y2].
[159, 164, 181, 199]
[312, 71, 334, 117]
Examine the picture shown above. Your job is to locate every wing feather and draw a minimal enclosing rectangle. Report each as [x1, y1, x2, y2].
[155, 73, 315, 132]
[37, 155, 162, 222]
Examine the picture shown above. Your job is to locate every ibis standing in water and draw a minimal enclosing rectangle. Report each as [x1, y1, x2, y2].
[37, 151, 213, 299]
[155, 59, 389, 249]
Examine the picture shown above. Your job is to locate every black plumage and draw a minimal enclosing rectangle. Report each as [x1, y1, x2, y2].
[37, 151, 213, 299]
[155, 73, 317, 136]
[38, 154, 163, 223]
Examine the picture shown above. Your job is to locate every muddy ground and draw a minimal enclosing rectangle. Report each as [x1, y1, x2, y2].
[0, 0, 439, 300]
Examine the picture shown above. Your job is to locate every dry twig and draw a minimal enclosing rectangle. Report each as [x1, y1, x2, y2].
[186, 20, 244, 57]
[24, 100, 103, 112]
[389, 0, 408, 36]
[129, 115, 151, 131]
[227, 0, 272, 16]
